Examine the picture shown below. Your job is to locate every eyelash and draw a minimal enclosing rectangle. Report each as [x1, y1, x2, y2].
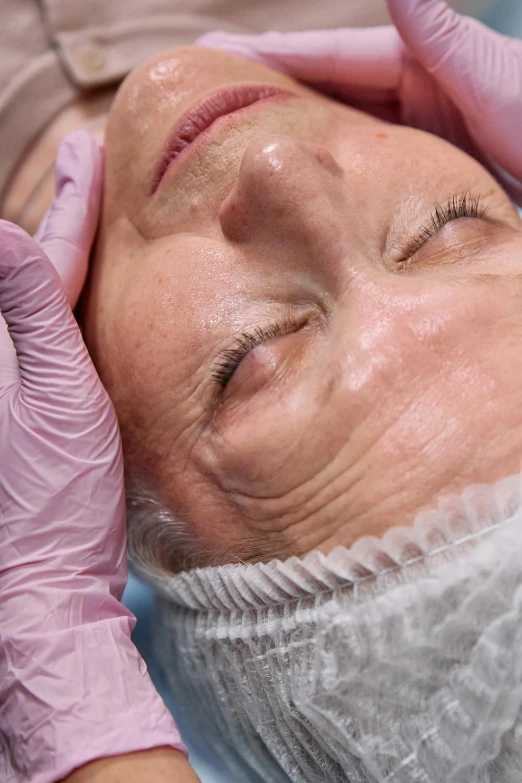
[404, 191, 488, 258]
[212, 321, 294, 389]
[212, 192, 488, 390]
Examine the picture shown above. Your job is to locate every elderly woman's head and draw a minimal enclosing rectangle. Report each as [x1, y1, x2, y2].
[83, 45, 522, 572]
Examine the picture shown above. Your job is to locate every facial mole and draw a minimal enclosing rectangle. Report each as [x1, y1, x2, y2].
[376, 133, 389, 140]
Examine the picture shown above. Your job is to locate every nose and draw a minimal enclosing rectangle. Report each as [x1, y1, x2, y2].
[218, 135, 344, 247]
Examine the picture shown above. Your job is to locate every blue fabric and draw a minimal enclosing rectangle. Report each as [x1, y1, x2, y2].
[482, 0, 522, 37]
[123, 573, 232, 782]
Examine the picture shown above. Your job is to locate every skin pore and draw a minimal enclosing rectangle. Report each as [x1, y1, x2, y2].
[81, 45, 522, 573]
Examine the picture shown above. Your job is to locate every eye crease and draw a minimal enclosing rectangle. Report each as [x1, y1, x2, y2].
[403, 191, 488, 259]
[212, 321, 295, 390]
[211, 192, 489, 392]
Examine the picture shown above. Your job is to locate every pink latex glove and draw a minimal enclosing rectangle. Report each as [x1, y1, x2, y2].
[196, 0, 522, 199]
[0, 131, 186, 783]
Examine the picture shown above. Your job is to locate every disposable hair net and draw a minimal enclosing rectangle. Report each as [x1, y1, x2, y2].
[134, 473, 522, 783]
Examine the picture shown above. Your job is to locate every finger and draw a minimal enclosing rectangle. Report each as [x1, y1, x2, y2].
[196, 27, 404, 91]
[33, 131, 104, 308]
[387, 0, 522, 181]
[399, 53, 482, 157]
[0, 221, 100, 404]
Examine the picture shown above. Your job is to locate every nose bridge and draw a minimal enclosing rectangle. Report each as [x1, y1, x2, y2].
[218, 135, 345, 247]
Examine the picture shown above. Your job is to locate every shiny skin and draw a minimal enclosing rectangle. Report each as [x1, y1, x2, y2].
[84, 46, 522, 570]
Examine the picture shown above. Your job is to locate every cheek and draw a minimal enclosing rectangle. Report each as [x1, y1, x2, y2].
[353, 288, 522, 486]
[210, 292, 497, 477]
[205, 307, 446, 500]
[209, 383, 326, 499]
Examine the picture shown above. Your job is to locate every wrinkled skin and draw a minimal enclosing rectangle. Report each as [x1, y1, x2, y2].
[84, 46, 522, 571]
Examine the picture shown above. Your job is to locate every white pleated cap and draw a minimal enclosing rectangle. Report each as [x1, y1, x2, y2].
[134, 473, 522, 782]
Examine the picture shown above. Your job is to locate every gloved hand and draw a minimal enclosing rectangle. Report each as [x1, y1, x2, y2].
[196, 0, 522, 195]
[0, 131, 185, 783]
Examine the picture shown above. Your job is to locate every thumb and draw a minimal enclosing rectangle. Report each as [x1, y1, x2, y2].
[196, 28, 403, 91]
[33, 130, 104, 308]
[387, 0, 522, 181]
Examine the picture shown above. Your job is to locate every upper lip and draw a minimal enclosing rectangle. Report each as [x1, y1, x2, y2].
[151, 84, 295, 193]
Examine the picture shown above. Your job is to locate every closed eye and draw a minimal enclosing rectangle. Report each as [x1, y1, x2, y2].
[212, 320, 296, 390]
[403, 191, 488, 259]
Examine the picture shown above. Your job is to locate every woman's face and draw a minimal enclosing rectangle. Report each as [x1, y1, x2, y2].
[85, 46, 522, 569]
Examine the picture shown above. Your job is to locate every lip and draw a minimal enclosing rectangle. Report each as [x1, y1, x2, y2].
[151, 84, 297, 194]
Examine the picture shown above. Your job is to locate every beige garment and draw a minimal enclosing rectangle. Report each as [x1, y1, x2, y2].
[0, 0, 390, 207]
[0, 0, 489, 207]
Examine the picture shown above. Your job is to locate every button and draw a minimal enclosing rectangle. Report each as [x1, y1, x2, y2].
[79, 44, 106, 73]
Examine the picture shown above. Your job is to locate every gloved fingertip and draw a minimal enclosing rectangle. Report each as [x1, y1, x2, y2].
[387, 0, 469, 72]
[32, 131, 104, 308]
[54, 130, 104, 200]
[194, 30, 277, 69]
[194, 30, 235, 47]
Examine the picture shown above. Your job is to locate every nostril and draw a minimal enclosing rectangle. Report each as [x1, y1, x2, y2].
[310, 145, 343, 177]
[218, 183, 250, 243]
